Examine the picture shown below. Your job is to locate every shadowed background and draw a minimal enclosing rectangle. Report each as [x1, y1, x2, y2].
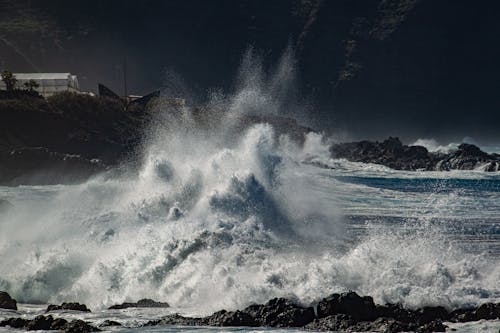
[1, 0, 499, 144]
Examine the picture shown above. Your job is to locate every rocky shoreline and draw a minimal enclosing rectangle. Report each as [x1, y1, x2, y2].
[0, 93, 499, 186]
[1, 291, 499, 332]
[330, 137, 500, 172]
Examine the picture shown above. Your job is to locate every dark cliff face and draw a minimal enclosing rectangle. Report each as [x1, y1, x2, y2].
[1, 1, 499, 142]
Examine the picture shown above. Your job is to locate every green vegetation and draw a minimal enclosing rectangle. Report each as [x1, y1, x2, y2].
[0, 91, 151, 162]
[1, 70, 17, 91]
[23, 79, 39, 91]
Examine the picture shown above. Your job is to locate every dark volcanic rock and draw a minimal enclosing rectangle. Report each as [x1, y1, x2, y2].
[144, 314, 205, 327]
[439, 143, 499, 171]
[0, 148, 108, 186]
[415, 306, 449, 324]
[50, 318, 69, 330]
[0, 317, 28, 328]
[26, 315, 54, 330]
[98, 320, 122, 327]
[449, 302, 500, 322]
[108, 298, 170, 309]
[141, 291, 498, 331]
[330, 137, 437, 171]
[416, 319, 447, 332]
[46, 302, 91, 312]
[305, 314, 357, 331]
[242, 298, 315, 327]
[317, 291, 378, 321]
[63, 319, 100, 333]
[145, 298, 315, 328]
[205, 309, 256, 326]
[0, 291, 17, 310]
[0, 315, 99, 332]
[353, 317, 414, 333]
[330, 137, 500, 172]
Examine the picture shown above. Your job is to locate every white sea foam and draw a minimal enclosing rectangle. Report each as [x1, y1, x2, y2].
[412, 137, 500, 155]
[0, 50, 499, 318]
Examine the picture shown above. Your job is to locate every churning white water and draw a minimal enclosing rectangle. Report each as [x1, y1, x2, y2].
[0, 50, 499, 333]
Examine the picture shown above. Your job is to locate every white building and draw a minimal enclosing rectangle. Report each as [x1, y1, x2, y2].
[0, 73, 80, 97]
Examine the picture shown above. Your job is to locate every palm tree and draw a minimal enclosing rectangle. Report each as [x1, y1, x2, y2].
[1, 70, 17, 91]
[23, 79, 39, 91]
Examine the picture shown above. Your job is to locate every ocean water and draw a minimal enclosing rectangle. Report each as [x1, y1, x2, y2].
[0, 51, 499, 332]
[0, 130, 499, 332]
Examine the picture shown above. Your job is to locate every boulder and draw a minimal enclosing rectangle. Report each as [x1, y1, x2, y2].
[450, 303, 500, 322]
[98, 320, 122, 327]
[0, 291, 17, 310]
[305, 314, 356, 331]
[144, 314, 204, 327]
[242, 297, 315, 327]
[50, 318, 69, 330]
[63, 319, 100, 333]
[415, 306, 449, 324]
[0, 315, 99, 332]
[416, 319, 447, 333]
[205, 309, 256, 326]
[0, 317, 28, 328]
[26, 315, 54, 331]
[46, 302, 91, 312]
[317, 291, 378, 321]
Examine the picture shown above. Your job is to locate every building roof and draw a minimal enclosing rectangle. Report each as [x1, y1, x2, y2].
[13, 73, 74, 80]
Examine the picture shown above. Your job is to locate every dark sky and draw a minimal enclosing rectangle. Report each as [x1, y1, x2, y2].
[1, 0, 500, 145]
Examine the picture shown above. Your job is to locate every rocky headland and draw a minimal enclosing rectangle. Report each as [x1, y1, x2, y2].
[331, 137, 500, 172]
[0, 92, 498, 187]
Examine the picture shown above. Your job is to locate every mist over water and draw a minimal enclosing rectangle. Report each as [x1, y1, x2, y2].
[0, 49, 499, 317]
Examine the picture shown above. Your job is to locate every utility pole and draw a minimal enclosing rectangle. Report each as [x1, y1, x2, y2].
[123, 57, 128, 99]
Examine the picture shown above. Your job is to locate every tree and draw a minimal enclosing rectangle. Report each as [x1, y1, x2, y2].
[1, 70, 17, 91]
[23, 79, 39, 91]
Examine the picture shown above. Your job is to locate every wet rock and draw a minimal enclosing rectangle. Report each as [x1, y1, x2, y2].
[63, 319, 100, 333]
[330, 137, 500, 172]
[0, 315, 99, 332]
[205, 309, 256, 326]
[0, 291, 17, 310]
[450, 303, 500, 322]
[50, 318, 69, 330]
[317, 291, 378, 321]
[415, 306, 449, 324]
[145, 299, 314, 328]
[108, 298, 170, 309]
[353, 317, 414, 333]
[474, 303, 500, 320]
[242, 297, 315, 327]
[141, 292, 499, 331]
[0, 317, 28, 328]
[376, 303, 418, 323]
[305, 314, 356, 331]
[416, 319, 447, 333]
[46, 302, 91, 312]
[144, 314, 204, 327]
[26, 315, 54, 330]
[98, 320, 122, 327]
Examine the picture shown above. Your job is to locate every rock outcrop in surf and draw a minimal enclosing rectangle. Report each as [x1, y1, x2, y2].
[0, 315, 99, 332]
[0, 291, 17, 310]
[330, 137, 500, 172]
[108, 298, 170, 309]
[46, 302, 91, 313]
[141, 291, 500, 332]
